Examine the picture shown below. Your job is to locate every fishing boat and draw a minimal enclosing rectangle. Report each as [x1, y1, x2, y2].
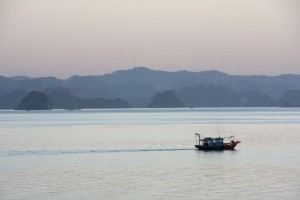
[195, 133, 240, 150]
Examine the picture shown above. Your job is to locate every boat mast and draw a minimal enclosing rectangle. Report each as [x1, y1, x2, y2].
[217, 119, 220, 138]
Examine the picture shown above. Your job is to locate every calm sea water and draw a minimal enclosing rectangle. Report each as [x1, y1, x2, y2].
[0, 108, 299, 200]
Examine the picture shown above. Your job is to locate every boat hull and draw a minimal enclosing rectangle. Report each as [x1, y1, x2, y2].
[195, 145, 225, 150]
[195, 141, 240, 151]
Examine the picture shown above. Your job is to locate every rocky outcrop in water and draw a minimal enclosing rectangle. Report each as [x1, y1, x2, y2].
[276, 90, 300, 107]
[16, 91, 52, 110]
[148, 90, 184, 108]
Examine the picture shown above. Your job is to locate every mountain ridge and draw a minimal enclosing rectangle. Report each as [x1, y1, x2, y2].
[1, 67, 300, 108]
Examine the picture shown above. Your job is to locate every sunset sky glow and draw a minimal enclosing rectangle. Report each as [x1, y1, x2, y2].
[0, 0, 299, 78]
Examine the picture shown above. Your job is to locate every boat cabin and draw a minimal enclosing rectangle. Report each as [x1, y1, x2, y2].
[201, 137, 224, 147]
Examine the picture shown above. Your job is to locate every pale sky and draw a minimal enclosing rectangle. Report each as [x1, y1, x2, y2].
[0, 0, 299, 78]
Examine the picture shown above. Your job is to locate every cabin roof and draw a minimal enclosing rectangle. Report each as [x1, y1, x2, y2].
[203, 137, 223, 140]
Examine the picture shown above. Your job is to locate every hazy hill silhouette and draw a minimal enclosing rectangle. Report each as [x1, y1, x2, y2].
[48, 87, 131, 109]
[1, 67, 300, 108]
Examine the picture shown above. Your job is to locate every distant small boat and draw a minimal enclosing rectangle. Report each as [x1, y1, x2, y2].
[64, 107, 81, 111]
[195, 133, 240, 150]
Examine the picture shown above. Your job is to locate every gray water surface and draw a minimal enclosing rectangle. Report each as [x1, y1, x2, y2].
[0, 108, 299, 199]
